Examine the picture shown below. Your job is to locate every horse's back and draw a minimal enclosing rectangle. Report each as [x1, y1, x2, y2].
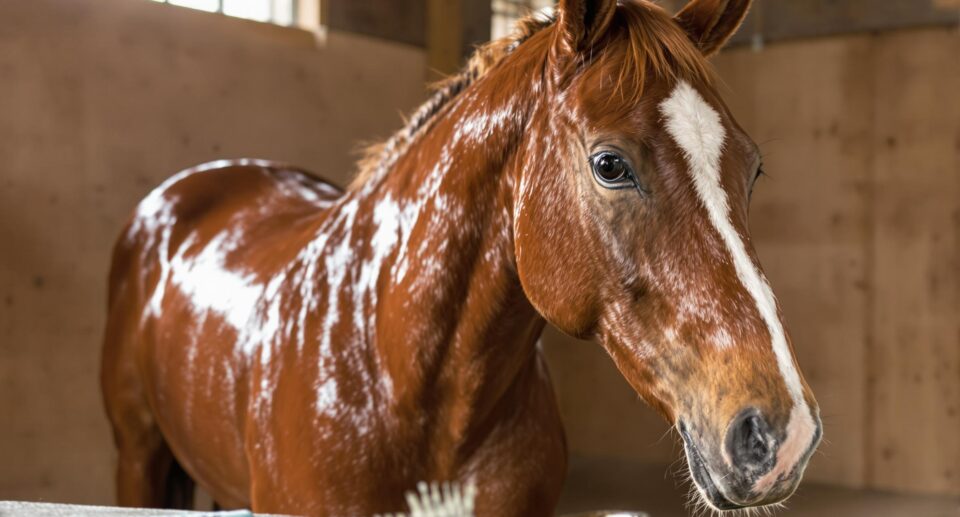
[134, 159, 340, 238]
[116, 158, 343, 293]
[110, 158, 343, 324]
[101, 159, 343, 508]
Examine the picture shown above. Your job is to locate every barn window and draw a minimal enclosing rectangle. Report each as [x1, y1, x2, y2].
[150, 0, 300, 27]
[491, 0, 555, 40]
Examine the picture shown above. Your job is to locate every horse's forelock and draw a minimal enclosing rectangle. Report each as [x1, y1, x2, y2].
[587, 2, 715, 108]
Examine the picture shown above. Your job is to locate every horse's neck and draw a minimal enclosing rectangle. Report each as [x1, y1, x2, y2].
[349, 79, 545, 462]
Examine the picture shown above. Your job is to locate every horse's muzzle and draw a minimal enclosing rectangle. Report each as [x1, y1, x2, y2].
[680, 408, 823, 510]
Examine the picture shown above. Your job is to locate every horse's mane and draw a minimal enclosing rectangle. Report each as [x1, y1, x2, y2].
[348, 0, 712, 192]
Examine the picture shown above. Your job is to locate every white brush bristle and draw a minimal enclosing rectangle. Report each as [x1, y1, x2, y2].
[378, 481, 477, 517]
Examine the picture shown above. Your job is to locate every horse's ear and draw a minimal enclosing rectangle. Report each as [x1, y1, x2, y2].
[555, 0, 618, 56]
[674, 0, 751, 56]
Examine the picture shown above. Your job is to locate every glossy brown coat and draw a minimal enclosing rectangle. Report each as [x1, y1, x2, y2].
[101, 1, 821, 515]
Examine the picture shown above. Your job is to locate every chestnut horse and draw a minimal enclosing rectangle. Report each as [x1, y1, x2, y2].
[101, 0, 822, 515]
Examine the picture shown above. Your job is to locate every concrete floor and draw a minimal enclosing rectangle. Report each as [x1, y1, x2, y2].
[557, 458, 960, 517]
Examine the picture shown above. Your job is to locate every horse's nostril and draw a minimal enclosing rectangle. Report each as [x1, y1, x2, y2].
[726, 409, 776, 473]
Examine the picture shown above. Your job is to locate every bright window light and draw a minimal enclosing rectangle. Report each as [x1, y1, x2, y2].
[272, 0, 295, 27]
[150, 0, 300, 27]
[168, 0, 219, 13]
[223, 0, 270, 22]
[492, 0, 554, 40]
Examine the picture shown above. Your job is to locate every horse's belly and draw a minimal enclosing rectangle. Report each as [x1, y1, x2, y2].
[141, 302, 254, 508]
[244, 407, 408, 516]
[242, 368, 568, 517]
[235, 345, 413, 515]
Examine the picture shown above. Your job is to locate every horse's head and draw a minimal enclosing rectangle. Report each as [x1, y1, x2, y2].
[511, 0, 821, 510]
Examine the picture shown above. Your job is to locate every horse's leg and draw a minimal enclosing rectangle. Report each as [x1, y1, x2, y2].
[103, 335, 197, 508]
[101, 261, 195, 509]
[161, 453, 196, 508]
[113, 425, 194, 509]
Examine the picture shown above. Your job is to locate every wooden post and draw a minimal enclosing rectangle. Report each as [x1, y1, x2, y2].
[658, 0, 958, 46]
[296, 0, 322, 31]
[426, 0, 492, 79]
[324, 0, 426, 47]
[427, 0, 464, 79]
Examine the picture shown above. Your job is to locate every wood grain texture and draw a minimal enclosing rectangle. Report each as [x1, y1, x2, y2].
[326, 0, 426, 47]
[868, 28, 960, 496]
[427, 0, 464, 75]
[658, 0, 959, 46]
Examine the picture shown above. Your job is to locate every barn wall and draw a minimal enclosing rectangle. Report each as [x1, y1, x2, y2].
[544, 25, 960, 497]
[0, 0, 426, 504]
[1, 0, 957, 507]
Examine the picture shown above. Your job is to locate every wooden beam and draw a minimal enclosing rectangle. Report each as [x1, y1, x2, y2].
[658, 0, 959, 47]
[321, 0, 490, 78]
[427, 0, 492, 79]
[933, 0, 960, 8]
[427, 0, 464, 77]
[325, 0, 426, 47]
[295, 0, 321, 31]
[461, 0, 492, 61]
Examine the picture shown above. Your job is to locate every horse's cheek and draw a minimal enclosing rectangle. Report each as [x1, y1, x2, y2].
[514, 184, 600, 337]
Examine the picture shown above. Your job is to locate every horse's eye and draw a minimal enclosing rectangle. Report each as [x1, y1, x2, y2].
[591, 152, 630, 186]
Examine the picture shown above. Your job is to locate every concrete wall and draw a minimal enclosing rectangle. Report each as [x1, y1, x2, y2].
[0, 0, 426, 504]
[545, 25, 960, 498]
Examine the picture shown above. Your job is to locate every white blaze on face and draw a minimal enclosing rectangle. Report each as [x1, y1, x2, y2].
[659, 81, 817, 493]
